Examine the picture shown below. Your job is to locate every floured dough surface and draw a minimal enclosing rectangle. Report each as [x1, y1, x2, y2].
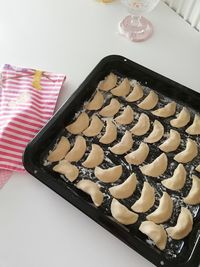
[111, 78, 130, 97]
[76, 179, 104, 207]
[196, 164, 200, 172]
[125, 142, 149, 165]
[99, 98, 120, 117]
[111, 198, 138, 225]
[83, 115, 104, 137]
[139, 221, 167, 250]
[109, 173, 137, 199]
[85, 91, 104, 111]
[159, 129, 180, 153]
[147, 192, 173, 223]
[82, 144, 104, 168]
[47, 136, 70, 162]
[166, 207, 193, 240]
[115, 105, 134, 125]
[186, 114, 200, 135]
[152, 102, 176, 118]
[130, 113, 150, 136]
[65, 136, 86, 162]
[170, 107, 190, 128]
[94, 165, 122, 183]
[144, 120, 164, 143]
[131, 182, 155, 213]
[126, 83, 143, 102]
[99, 119, 117, 144]
[174, 138, 198, 163]
[53, 160, 79, 182]
[98, 73, 117, 91]
[109, 131, 133, 155]
[138, 90, 158, 110]
[183, 175, 200, 205]
[66, 112, 89, 134]
[161, 164, 186, 191]
[140, 153, 168, 177]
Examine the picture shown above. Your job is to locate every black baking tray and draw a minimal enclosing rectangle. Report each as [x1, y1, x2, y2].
[23, 55, 200, 267]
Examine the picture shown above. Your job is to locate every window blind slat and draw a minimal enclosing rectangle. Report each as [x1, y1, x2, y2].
[163, 0, 200, 31]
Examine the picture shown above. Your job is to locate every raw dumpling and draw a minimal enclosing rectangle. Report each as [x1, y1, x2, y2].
[186, 114, 200, 135]
[147, 192, 173, 223]
[125, 83, 144, 102]
[131, 182, 155, 213]
[184, 175, 200, 205]
[95, 165, 122, 183]
[66, 112, 89, 134]
[111, 78, 130, 97]
[139, 221, 167, 250]
[130, 113, 150, 136]
[196, 164, 200, 172]
[76, 179, 103, 207]
[109, 173, 137, 199]
[53, 160, 79, 182]
[99, 98, 121, 117]
[170, 107, 190, 128]
[159, 129, 181, 153]
[152, 102, 176, 118]
[174, 138, 198, 163]
[140, 153, 168, 177]
[47, 136, 70, 162]
[125, 142, 149, 165]
[111, 198, 138, 225]
[83, 115, 104, 137]
[115, 105, 134, 125]
[85, 91, 104, 110]
[98, 73, 117, 91]
[166, 207, 193, 240]
[82, 144, 104, 168]
[161, 164, 186, 191]
[144, 120, 164, 143]
[138, 90, 158, 110]
[99, 119, 117, 144]
[109, 131, 133, 155]
[65, 136, 86, 162]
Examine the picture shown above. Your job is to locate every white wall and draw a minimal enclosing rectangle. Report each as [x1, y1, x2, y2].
[163, 0, 200, 31]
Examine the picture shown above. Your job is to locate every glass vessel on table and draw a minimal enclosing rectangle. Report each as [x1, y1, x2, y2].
[119, 0, 160, 42]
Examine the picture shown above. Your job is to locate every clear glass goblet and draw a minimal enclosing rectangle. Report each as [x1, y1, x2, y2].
[119, 0, 160, 42]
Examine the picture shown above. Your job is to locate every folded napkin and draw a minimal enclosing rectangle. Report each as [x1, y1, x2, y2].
[0, 64, 66, 188]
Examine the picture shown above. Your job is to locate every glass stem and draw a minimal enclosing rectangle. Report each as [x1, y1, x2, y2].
[130, 15, 141, 27]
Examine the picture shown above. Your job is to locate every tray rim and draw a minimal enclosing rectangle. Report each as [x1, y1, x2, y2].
[23, 54, 200, 267]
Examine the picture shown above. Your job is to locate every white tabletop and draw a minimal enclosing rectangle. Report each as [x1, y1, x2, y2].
[0, 1, 200, 267]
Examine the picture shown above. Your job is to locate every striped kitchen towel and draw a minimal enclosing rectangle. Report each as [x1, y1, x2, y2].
[0, 64, 66, 187]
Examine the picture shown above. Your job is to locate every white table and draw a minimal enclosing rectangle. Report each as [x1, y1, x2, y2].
[0, 1, 200, 267]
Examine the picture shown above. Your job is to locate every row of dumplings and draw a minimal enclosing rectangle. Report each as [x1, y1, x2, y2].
[86, 72, 200, 134]
[77, 175, 197, 250]
[72, 175, 195, 251]
[64, 111, 199, 164]
[47, 133, 200, 190]
[47, 135, 200, 204]
[111, 199, 193, 250]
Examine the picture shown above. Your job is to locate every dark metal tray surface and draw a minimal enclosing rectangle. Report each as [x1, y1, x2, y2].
[23, 55, 200, 267]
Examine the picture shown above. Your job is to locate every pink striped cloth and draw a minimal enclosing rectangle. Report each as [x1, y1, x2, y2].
[0, 64, 66, 187]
